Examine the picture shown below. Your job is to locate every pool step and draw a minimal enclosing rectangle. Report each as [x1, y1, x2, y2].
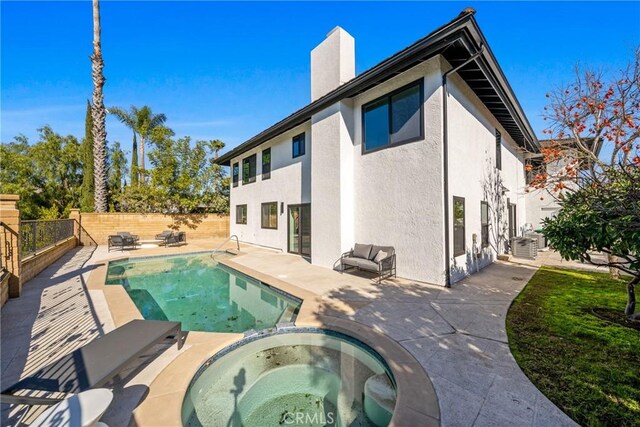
[364, 374, 395, 426]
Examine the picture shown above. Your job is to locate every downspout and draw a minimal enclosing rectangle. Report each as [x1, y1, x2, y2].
[441, 45, 485, 287]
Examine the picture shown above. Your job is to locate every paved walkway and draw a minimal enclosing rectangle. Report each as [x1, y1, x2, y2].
[233, 251, 578, 427]
[1, 246, 114, 425]
[1, 243, 578, 426]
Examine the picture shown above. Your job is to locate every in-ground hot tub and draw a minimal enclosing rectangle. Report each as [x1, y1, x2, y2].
[182, 329, 397, 427]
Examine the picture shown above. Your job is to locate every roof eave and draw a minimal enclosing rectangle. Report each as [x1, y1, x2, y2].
[216, 10, 538, 165]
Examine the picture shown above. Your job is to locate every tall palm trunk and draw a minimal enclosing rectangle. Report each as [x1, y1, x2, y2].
[91, 0, 108, 212]
[140, 136, 145, 177]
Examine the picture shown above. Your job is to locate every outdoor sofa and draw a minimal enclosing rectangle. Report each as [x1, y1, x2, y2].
[0, 319, 182, 406]
[155, 230, 187, 247]
[340, 243, 396, 283]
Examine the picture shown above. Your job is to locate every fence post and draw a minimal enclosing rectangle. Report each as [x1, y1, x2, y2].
[0, 194, 22, 298]
[69, 208, 81, 245]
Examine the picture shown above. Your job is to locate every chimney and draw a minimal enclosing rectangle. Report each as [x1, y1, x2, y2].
[310, 26, 355, 102]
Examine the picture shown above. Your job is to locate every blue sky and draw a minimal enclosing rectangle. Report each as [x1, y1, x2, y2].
[2, 1, 639, 160]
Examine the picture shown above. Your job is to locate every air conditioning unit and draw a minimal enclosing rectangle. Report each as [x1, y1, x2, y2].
[525, 232, 546, 249]
[511, 237, 538, 259]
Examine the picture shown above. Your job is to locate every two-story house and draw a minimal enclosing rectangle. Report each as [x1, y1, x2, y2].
[215, 8, 539, 286]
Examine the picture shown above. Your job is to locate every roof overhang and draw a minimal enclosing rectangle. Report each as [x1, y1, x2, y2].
[216, 9, 539, 166]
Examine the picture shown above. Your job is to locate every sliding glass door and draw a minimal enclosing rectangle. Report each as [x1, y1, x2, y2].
[288, 204, 311, 256]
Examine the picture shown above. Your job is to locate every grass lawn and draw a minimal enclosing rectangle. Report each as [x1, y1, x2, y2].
[507, 267, 640, 427]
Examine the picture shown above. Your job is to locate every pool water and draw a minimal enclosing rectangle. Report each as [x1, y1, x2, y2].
[105, 252, 300, 333]
[182, 330, 396, 427]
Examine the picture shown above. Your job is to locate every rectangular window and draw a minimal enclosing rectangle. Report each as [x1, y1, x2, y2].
[236, 204, 247, 224]
[453, 196, 465, 257]
[261, 202, 278, 229]
[262, 148, 271, 180]
[242, 154, 256, 184]
[481, 201, 489, 248]
[363, 80, 423, 153]
[232, 162, 239, 187]
[495, 129, 502, 170]
[292, 133, 305, 158]
[525, 159, 542, 185]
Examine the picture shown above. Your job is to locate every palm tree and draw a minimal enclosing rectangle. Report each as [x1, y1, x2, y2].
[91, 0, 108, 212]
[136, 106, 166, 172]
[109, 105, 166, 179]
[109, 106, 138, 185]
[209, 139, 225, 159]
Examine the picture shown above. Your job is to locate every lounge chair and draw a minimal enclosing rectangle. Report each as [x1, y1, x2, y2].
[107, 234, 137, 252]
[0, 319, 182, 406]
[340, 243, 397, 283]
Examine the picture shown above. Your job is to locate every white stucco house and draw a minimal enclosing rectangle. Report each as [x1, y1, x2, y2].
[215, 9, 540, 287]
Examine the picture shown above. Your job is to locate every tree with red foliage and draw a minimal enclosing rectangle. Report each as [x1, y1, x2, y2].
[530, 49, 640, 320]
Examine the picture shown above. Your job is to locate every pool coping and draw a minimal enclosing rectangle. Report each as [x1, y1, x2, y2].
[87, 250, 440, 426]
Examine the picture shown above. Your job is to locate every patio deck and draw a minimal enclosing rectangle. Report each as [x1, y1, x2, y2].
[1, 240, 576, 426]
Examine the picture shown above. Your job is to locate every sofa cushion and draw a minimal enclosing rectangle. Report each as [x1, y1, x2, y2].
[368, 245, 394, 260]
[353, 243, 373, 259]
[373, 250, 388, 263]
[355, 259, 378, 271]
[342, 257, 360, 267]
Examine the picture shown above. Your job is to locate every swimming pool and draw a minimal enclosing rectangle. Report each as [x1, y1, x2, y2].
[105, 252, 301, 333]
[182, 329, 396, 427]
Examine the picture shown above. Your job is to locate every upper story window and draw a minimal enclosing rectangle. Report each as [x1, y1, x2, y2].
[232, 162, 239, 187]
[363, 80, 423, 153]
[262, 148, 271, 180]
[242, 154, 256, 184]
[495, 129, 502, 170]
[292, 133, 305, 158]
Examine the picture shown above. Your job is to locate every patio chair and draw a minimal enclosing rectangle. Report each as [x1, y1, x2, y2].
[155, 230, 173, 245]
[107, 234, 137, 252]
[0, 319, 182, 407]
[117, 231, 140, 243]
[156, 230, 187, 247]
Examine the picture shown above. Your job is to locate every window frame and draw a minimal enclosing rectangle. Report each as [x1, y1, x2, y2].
[480, 201, 490, 248]
[235, 204, 247, 225]
[362, 79, 424, 155]
[453, 196, 466, 257]
[242, 154, 257, 185]
[261, 201, 278, 230]
[292, 133, 305, 158]
[262, 148, 271, 180]
[495, 129, 502, 170]
[232, 162, 239, 188]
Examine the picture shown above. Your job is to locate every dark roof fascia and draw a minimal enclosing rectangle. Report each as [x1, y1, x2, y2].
[463, 20, 540, 151]
[216, 11, 538, 165]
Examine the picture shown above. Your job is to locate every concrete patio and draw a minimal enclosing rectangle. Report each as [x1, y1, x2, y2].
[1, 241, 577, 426]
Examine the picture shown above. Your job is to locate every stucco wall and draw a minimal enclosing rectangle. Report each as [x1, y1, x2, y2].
[225, 54, 533, 287]
[311, 101, 355, 268]
[446, 68, 528, 282]
[525, 188, 560, 231]
[350, 57, 446, 285]
[229, 123, 312, 251]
